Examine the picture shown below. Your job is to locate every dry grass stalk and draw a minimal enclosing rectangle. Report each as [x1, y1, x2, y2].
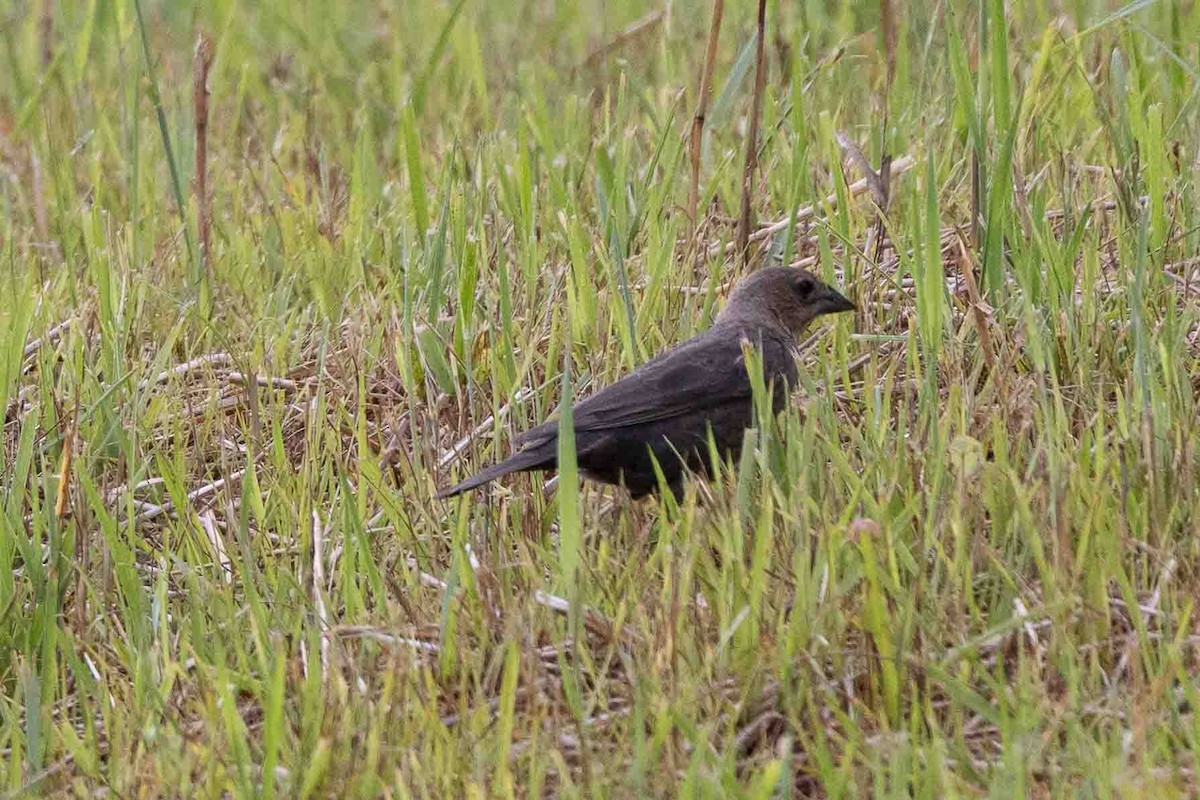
[138, 352, 233, 390]
[735, 0, 769, 265]
[39, 0, 53, 67]
[312, 511, 331, 676]
[687, 0, 724, 237]
[954, 233, 996, 368]
[131, 468, 246, 524]
[23, 318, 74, 360]
[56, 393, 83, 630]
[880, 0, 897, 87]
[193, 34, 215, 272]
[197, 509, 233, 584]
[53, 399, 76, 520]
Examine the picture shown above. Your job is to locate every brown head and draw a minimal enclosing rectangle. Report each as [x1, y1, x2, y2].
[716, 267, 855, 337]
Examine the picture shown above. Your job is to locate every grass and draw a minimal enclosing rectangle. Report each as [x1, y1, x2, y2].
[2, 0, 1200, 796]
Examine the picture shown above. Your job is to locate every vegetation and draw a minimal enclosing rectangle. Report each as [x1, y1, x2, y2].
[2, 0, 1198, 796]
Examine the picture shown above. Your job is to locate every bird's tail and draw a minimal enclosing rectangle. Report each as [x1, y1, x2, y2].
[435, 447, 554, 499]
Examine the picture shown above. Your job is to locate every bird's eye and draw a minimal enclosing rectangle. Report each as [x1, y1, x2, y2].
[794, 278, 815, 298]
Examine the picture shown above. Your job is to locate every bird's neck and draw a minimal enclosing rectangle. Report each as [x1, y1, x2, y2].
[714, 313, 794, 343]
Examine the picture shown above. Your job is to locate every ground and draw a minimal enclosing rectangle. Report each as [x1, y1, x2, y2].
[2, 0, 1199, 797]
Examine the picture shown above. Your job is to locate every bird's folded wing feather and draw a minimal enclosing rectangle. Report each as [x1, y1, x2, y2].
[571, 337, 748, 429]
[514, 330, 791, 452]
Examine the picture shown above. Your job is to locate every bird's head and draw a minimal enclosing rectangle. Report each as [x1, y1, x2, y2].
[717, 267, 855, 338]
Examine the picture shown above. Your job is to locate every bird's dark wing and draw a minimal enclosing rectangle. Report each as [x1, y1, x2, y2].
[518, 326, 794, 448]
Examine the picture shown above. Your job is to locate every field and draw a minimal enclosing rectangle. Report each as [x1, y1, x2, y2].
[2, 0, 1200, 796]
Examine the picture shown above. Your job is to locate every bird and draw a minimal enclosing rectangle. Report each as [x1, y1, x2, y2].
[436, 267, 855, 500]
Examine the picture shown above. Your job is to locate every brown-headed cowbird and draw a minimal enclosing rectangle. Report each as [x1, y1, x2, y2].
[436, 267, 854, 500]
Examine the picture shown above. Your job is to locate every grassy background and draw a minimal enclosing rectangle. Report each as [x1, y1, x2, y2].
[3, 0, 1200, 796]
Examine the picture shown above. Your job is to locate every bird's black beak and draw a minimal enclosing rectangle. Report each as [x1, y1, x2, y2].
[817, 286, 856, 316]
